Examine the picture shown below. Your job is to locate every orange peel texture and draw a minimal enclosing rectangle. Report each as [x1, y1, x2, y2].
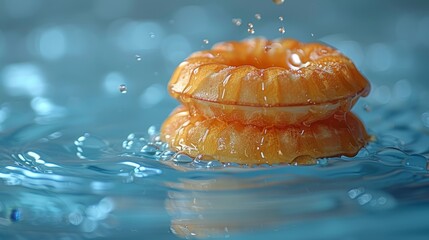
[161, 38, 370, 165]
[161, 106, 368, 165]
[168, 38, 370, 126]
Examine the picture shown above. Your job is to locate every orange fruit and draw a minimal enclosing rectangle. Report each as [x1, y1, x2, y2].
[168, 38, 370, 126]
[161, 106, 369, 165]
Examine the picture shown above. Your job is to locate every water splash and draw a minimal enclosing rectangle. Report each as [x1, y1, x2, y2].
[118, 84, 127, 94]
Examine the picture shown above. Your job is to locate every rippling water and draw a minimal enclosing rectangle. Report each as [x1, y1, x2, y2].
[0, 97, 429, 240]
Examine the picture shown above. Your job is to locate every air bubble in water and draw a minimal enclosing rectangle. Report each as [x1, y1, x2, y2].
[119, 84, 127, 94]
[147, 125, 159, 141]
[202, 39, 209, 45]
[149, 32, 156, 38]
[254, 14, 261, 20]
[68, 211, 83, 225]
[173, 153, 193, 163]
[348, 187, 365, 199]
[74, 133, 109, 159]
[364, 104, 372, 112]
[122, 133, 148, 152]
[206, 160, 223, 168]
[10, 209, 21, 222]
[248, 23, 254, 28]
[279, 16, 284, 21]
[141, 144, 159, 156]
[248, 28, 255, 34]
[273, 0, 285, 5]
[317, 158, 328, 166]
[279, 27, 285, 34]
[232, 18, 242, 26]
[135, 54, 141, 61]
[311, 33, 315, 37]
[159, 150, 175, 161]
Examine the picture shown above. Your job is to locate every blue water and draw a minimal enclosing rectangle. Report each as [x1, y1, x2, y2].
[1, 0, 429, 239]
[0, 96, 429, 240]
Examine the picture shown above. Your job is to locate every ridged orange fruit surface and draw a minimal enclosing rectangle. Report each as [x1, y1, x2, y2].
[162, 38, 370, 165]
[162, 106, 368, 165]
[168, 38, 370, 126]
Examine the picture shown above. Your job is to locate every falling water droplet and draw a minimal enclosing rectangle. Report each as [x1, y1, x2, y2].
[202, 39, 209, 45]
[273, 0, 285, 5]
[279, 16, 284, 21]
[119, 84, 127, 94]
[279, 27, 285, 34]
[254, 14, 262, 20]
[232, 18, 242, 26]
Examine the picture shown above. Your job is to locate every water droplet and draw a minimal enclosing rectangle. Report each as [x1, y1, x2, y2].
[135, 54, 141, 61]
[173, 153, 193, 163]
[311, 33, 315, 37]
[68, 211, 83, 225]
[206, 160, 223, 168]
[357, 193, 373, 205]
[74, 133, 109, 159]
[279, 16, 284, 21]
[364, 104, 372, 112]
[278, 27, 285, 34]
[122, 133, 148, 152]
[232, 18, 242, 26]
[403, 154, 428, 170]
[273, 0, 285, 5]
[141, 144, 160, 156]
[317, 158, 328, 166]
[264, 45, 272, 52]
[159, 150, 175, 161]
[254, 13, 261, 20]
[348, 187, 365, 199]
[119, 84, 127, 94]
[248, 28, 255, 34]
[10, 209, 21, 222]
[149, 32, 156, 38]
[202, 39, 209, 45]
[291, 155, 316, 165]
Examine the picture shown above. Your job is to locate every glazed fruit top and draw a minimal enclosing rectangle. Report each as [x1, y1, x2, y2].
[168, 38, 370, 107]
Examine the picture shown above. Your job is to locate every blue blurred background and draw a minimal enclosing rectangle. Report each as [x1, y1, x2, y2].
[0, 0, 428, 135]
